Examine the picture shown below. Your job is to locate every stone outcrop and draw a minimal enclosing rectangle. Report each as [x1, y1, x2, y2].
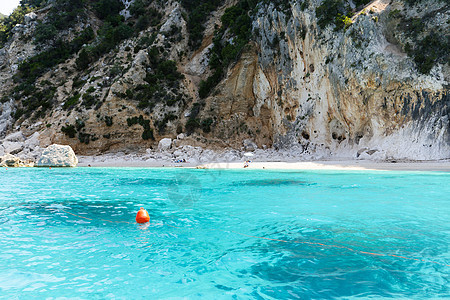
[0, 153, 33, 167]
[36, 144, 78, 167]
[0, 131, 42, 160]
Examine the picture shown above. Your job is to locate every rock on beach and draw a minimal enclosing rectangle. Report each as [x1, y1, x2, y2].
[36, 144, 78, 167]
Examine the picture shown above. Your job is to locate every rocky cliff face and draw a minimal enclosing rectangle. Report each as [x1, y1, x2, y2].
[245, 0, 449, 159]
[0, 0, 448, 160]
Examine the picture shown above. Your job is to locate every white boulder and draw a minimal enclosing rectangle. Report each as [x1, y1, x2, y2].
[158, 138, 172, 151]
[2, 141, 23, 155]
[36, 144, 78, 167]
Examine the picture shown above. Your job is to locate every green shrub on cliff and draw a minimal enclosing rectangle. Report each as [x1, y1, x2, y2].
[130, 0, 162, 29]
[198, 0, 253, 99]
[76, 22, 133, 70]
[409, 31, 449, 74]
[181, 0, 223, 50]
[92, 0, 124, 20]
[0, 4, 32, 47]
[34, 22, 57, 45]
[19, 27, 94, 82]
[127, 115, 155, 140]
[61, 124, 76, 138]
[63, 93, 81, 110]
[201, 118, 214, 133]
[396, 12, 449, 74]
[316, 0, 353, 30]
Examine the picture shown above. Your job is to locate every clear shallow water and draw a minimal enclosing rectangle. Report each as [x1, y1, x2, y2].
[0, 168, 449, 299]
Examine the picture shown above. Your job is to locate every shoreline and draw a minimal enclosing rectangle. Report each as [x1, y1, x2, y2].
[77, 157, 450, 171]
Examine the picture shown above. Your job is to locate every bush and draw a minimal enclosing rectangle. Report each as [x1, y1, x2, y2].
[353, 0, 371, 7]
[181, 0, 222, 50]
[198, 70, 222, 98]
[21, 0, 45, 7]
[76, 23, 133, 70]
[316, 0, 351, 30]
[75, 119, 85, 131]
[109, 63, 123, 77]
[185, 118, 200, 133]
[61, 124, 76, 138]
[92, 0, 124, 20]
[201, 118, 213, 133]
[14, 108, 24, 120]
[105, 116, 113, 126]
[72, 77, 87, 89]
[20, 27, 94, 81]
[15, 85, 56, 119]
[412, 31, 449, 74]
[126, 115, 155, 140]
[34, 22, 57, 44]
[135, 15, 150, 31]
[76, 49, 90, 70]
[399, 14, 449, 74]
[197, 1, 252, 99]
[129, 0, 149, 16]
[155, 114, 177, 133]
[78, 132, 91, 144]
[155, 60, 183, 81]
[0, 96, 9, 103]
[63, 93, 80, 110]
[82, 93, 97, 108]
[130, 0, 161, 28]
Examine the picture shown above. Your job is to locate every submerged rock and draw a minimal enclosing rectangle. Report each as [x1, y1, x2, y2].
[36, 144, 78, 167]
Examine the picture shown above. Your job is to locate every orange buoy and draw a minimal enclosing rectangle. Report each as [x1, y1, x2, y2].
[136, 207, 150, 223]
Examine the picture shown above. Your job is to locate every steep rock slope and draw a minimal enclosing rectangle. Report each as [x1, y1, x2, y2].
[0, 0, 448, 160]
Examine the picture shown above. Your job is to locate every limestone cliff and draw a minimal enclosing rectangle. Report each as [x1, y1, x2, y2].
[0, 0, 448, 160]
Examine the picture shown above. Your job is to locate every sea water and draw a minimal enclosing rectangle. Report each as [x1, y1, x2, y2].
[0, 167, 449, 298]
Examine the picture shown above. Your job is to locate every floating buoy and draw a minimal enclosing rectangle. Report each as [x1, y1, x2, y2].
[136, 207, 150, 223]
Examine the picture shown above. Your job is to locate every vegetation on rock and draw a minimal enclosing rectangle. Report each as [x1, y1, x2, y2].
[181, 0, 223, 50]
[198, 0, 254, 99]
[391, 5, 449, 74]
[127, 115, 155, 140]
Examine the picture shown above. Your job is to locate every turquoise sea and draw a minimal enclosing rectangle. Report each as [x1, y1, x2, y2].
[0, 167, 449, 298]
